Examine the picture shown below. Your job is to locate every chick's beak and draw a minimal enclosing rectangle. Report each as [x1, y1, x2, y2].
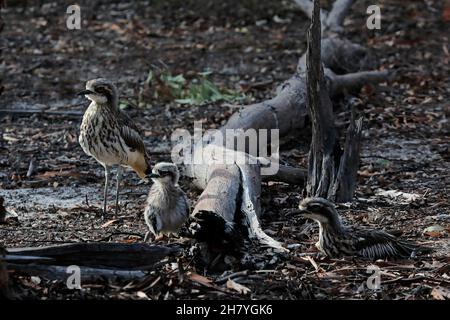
[77, 89, 94, 96]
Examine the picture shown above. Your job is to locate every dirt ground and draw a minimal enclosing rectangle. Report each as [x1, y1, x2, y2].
[0, 0, 449, 299]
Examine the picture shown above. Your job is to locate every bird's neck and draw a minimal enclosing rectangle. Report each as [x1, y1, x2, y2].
[319, 216, 345, 235]
[153, 180, 177, 194]
[151, 181, 178, 207]
[89, 100, 119, 114]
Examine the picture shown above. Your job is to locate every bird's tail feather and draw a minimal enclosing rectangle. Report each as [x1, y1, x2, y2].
[397, 240, 432, 257]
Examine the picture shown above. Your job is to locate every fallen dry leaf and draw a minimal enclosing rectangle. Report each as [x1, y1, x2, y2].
[121, 238, 138, 244]
[431, 286, 450, 300]
[101, 219, 119, 228]
[423, 225, 447, 238]
[188, 272, 214, 288]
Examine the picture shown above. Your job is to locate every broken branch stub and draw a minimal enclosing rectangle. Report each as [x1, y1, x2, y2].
[305, 0, 338, 199]
[305, 0, 363, 202]
[329, 112, 363, 202]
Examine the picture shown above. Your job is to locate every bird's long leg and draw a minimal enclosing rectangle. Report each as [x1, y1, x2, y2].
[115, 166, 122, 216]
[103, 165, 111, 216]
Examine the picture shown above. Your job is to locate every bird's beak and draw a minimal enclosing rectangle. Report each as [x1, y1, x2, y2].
[296, 208, 310, 215]
[147, 173, 160, 179]
[77, 89, 94, 96]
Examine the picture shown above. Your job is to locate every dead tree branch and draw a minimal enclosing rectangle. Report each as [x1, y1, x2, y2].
[8, 264, 147, 281]
[263, 165, 307, 185]
[305, 0, 363, 202]
[294, 0, 354, 33]
[327, 0, 354, 31]
[183, 0, 389, 255]
[6, 242, 180, 271]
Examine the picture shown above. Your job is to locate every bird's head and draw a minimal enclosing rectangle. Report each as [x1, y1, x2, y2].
[78, 78, 118, 106]
[298, 197, 342, 227]
[147, 162, 180, 185]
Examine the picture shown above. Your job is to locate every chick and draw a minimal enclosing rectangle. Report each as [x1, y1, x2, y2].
[143, 162, 189, 242]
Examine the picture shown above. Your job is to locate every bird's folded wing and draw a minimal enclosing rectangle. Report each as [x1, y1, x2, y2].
[180, 191, 190, 218]
[354, 230, 415, 259]
[118, 112, 146, 154]
[145, 205, 161, 234]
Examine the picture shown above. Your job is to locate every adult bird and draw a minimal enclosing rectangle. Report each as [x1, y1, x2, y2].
[297, 197, 431, 260]
[78, 78, 151, 216]
[143, 162, 190, 242]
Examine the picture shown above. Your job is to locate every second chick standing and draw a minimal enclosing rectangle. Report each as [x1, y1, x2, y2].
[144, 162, 190, 242]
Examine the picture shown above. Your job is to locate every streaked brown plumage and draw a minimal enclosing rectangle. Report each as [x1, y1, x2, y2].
[144, 162, 189, 242]
[298, 197, 431, 260]
[79, 78, 151, 215]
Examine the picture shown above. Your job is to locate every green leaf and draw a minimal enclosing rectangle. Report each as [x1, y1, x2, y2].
[146, 67, 244, 106]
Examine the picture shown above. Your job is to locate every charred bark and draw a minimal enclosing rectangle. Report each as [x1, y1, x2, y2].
[4, 242, 180, 282]
[0, 247, 12, 300]
[305, 0, 363, 202]
[8, 264, 147, 281]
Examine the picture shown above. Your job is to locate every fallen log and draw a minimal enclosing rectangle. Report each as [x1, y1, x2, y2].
[263, 165, 307, 185]
[6, 242, 180, 270]
[180, 0, 389, 255]
[7, 263, 147, 281]
[0, 247, 12, 299]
